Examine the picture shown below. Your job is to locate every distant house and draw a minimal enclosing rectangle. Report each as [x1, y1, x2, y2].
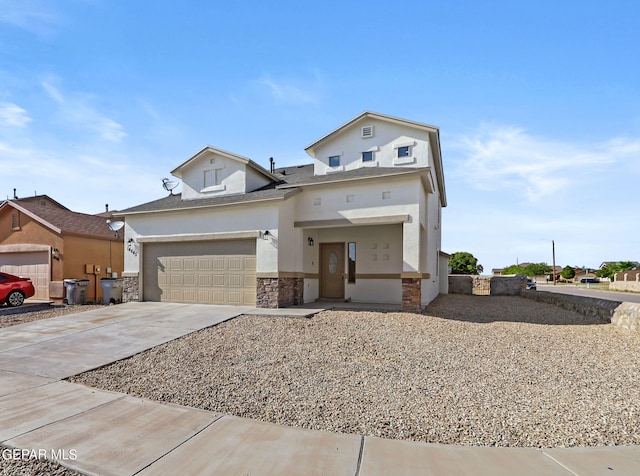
[120, 111, 448, 309]
[0, 195, 124, 302]
[599, 261, 640, 269]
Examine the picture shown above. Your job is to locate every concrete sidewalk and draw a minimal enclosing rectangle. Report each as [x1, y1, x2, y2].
[1, 303, 639, 475]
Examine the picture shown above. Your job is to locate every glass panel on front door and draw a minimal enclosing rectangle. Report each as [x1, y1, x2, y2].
[328, 252, 338, 274]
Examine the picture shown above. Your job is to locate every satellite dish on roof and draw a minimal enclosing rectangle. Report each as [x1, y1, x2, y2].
[162, 178, 179, 195]
[106, 219, 125, 237]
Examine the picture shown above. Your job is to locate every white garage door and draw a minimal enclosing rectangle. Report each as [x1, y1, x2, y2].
[143, 240, 256, 305]
[0, 252, 50, 300]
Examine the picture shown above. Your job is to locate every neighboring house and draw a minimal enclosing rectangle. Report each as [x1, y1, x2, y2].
[0, 195, 124, 302]
[120, 112, 448, 309]
[599, 261, 640, 269]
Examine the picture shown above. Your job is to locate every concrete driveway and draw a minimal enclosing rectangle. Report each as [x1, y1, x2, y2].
[0, 302, 251, 379]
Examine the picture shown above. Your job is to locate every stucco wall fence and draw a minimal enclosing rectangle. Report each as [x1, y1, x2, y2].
[610, 270, 640, 293]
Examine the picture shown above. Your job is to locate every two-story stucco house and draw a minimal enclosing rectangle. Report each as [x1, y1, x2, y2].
[120, 112, 447, 309]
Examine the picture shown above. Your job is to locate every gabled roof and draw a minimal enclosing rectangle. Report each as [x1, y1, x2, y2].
[304, 111, 446, 207]
[305, 111, 440, 156]
[170, 145, 280, 182]
[11, 194, 70, 211]
[0, 200, 122, 241]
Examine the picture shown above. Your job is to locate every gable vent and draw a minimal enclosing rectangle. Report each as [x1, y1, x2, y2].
[361, 125, 374, 138]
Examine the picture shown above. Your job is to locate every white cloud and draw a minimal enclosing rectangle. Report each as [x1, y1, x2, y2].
[448, 124, 640, 202]
[0, 102, 32, 127]
[443, 124, 640, 271]
[254, 73, 322, 105]
[0, 0, 62, 36]
[41, 80, 127, 142]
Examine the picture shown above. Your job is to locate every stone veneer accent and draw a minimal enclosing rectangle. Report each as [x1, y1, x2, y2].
[256, 277, 304, 308]
[122, 275, 139, 303]
[401, 278, 422, 311]
[449, 275, 525, 296]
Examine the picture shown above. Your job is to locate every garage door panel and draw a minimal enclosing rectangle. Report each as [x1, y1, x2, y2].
[183, 258, 195, 270]
[212, 291, 225, 303]
[0, 252, 50, 300]
[143, 240, 256, 305]
[227, 291, 241, 305]
[212, 259, 225, 270]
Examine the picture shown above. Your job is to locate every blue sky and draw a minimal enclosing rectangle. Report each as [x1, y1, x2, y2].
[1, 0, 638, 272]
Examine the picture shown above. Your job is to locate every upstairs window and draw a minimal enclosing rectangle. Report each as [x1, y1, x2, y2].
[397, 146, 410, 158]
[204, 168, 222, 187]
[362, 151, 374, 162]
[329, 155, 340, 167]
[11, 213, 20, 230]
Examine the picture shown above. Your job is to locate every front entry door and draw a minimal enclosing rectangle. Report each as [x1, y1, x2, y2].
[320, 242, 345, 299]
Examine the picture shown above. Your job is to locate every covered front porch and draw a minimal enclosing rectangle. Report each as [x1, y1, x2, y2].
[295, 218, 428, 310]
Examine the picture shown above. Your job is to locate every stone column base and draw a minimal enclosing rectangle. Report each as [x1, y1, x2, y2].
[402, 278, 422, 311]
[257, 277, 304, 308]
[122, 275, 139, 303]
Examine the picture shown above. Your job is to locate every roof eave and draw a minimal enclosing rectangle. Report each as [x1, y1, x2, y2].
[1, 201, 62, 234]
[119, 189, 301, 216]
[276, 168, 428, 190]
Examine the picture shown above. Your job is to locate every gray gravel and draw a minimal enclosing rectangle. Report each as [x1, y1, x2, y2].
[70, 295, 640, 448]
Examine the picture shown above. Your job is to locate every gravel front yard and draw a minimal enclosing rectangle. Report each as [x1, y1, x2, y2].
[71, 295, 640, 448]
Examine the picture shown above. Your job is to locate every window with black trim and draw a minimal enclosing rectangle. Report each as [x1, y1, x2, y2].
[348, 242, 356, 283]
[362, 151, 374, 162]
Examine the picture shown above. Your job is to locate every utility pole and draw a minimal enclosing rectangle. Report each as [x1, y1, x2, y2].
[552, 240, 557, 285]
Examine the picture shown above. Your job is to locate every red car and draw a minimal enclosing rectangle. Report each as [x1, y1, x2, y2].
[0, 272, 36, 307]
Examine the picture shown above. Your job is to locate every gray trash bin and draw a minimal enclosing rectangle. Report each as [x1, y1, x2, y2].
[64, 279, 90, 305]
[100, 278, 123, 304]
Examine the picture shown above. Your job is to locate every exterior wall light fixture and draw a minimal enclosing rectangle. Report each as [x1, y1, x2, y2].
[308, 237, 314, 246]
[262, 230, 271, 240]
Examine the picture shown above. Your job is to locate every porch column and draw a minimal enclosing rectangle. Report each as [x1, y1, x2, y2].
[402, 217, 422, 310]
